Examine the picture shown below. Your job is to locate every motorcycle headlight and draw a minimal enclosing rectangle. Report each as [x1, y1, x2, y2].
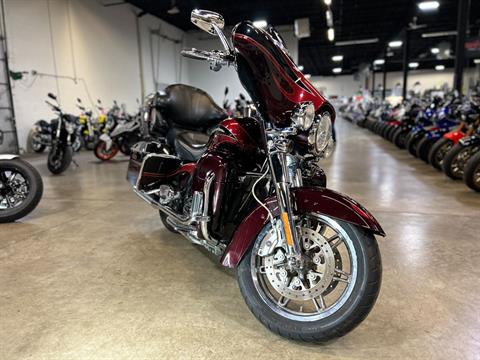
[65, 123, 75, 134]
[291, 102, 315, 131]
[308, 112, 332, 155]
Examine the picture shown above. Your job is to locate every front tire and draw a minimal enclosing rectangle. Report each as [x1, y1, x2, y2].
[443, 144, 479, 180]
[428, 138, 453, 170]
[94, 140, 119, 161]
[0, 159, 43, 223]
[406, 133, 422, 157]
[416, 137, 434, 163]
[236, 215, 382, 342]
[464, 151, 480, 192]
[48, 145, 73, 175]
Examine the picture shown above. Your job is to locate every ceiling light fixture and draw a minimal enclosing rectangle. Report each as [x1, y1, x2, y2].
[324, 0, 332, 6]
[325, 9, 333, 27]
[435, 64, 445, 71]
[431, 47, 440, 54]
[409, 62, 419, 68]
[298, 65, 305, 71]
[418, 1, 440, 11]
[332, 55, 343, 62]
[253, 20, 268, 28]
[327, 28, 335, 42]
[304, 74, 312, 79]
[389, 40, 403, 48]
[374, 59, 385, 65]
[335, 38, 379, 46]
[474, 59, 480, 64]
[332, 67, 342, 74]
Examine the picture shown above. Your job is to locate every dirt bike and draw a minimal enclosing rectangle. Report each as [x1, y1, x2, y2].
[0, 132, 43, 222]
[127, 10, 384, 342]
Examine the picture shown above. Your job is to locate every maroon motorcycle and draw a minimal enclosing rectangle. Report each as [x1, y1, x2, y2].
[127, 10, 384, 342]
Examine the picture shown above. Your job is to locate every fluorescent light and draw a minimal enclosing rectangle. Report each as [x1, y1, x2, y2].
[332, 67, 342, 74]
[474, 59, 480, 64]
[422, 30, 456, 38]
[253, 20, 267, 28]
[327, 28, 335, 42]
[324, 0, 332, 5]
[409, 62, 419, 68]
[389, 40, 403, 48]
[374, 59, 385, 65]
[304, 74, 312, 79]
[332, 55, 343, 62]
[435, 65, 445, 71]
[298, 65, 304, 71]
[336, 38, 378, 46]
[418, 1, 440, 11]
[325, 10, 333, 27]
[431, 47, 440, 54]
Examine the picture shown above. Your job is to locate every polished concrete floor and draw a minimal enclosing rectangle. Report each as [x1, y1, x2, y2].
[1, 118, 480, 359]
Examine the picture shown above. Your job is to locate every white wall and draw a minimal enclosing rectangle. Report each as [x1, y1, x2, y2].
[312, 67, 480, 98]
[5, 0, 186, 151]
[184, 25, 299, 106]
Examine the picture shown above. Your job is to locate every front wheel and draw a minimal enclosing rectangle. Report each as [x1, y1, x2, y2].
[406, 133, 421, 157]
[464, 151, 480, 192]
[47, 145, 73, 175]
[428, 138, 453, 170]
[94, 140, 119, 161]
[0, 159, 43, 223]
[236, 214, 382, 342]
[416, 137, 434, 163]
[443, 144, 479, 180]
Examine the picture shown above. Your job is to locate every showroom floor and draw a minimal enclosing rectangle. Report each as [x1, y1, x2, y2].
[1, 118, 480, 360]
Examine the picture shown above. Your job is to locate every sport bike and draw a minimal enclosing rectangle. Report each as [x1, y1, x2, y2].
[0, 131, 43, 222]
[128, 10, 384, 342]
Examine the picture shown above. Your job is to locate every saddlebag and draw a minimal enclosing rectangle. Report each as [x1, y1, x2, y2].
[127, 141, 181, 191]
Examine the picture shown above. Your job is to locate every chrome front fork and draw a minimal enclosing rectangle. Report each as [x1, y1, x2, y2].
[268, 149, 303, 258]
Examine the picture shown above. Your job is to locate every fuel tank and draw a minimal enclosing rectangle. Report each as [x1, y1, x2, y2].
[232, 21, 333, 128]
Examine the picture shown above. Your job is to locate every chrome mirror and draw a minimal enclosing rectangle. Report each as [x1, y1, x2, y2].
[191, 9, 225, 35]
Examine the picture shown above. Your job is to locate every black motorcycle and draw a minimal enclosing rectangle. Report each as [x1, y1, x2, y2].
[29, 117, 81, 153]
[45, 93, 77, 175]
[464, 150, 480, 192]
[0, 132, 43, 222]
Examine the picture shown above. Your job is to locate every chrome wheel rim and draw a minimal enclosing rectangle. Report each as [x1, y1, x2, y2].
[452, 147, 475, 176]
[251, 214, 358, 322]
[436, 142, 452, 166]
[0, 169, 29, 210]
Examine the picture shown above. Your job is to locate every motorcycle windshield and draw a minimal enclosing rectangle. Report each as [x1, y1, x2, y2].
[232, 21, 330, 128]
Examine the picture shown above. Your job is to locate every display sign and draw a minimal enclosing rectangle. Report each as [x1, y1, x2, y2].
[465, 37, 480, 58]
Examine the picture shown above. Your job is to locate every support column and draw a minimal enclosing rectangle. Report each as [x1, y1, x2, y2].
[402, 29, 410, 100]
[382, 49, 387, 100]
[371, 69, 376, 97]
[453, 0, 470, 94]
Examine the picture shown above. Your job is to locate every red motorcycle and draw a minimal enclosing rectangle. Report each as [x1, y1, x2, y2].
[127, 10, 384, 342]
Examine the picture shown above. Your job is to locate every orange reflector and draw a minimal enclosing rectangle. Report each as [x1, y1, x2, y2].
[281, 211, 293, 247]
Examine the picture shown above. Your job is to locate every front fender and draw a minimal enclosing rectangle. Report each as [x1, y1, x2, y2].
[443, 131, 465, 144]
[0, 154, 19, 160]
[220, 187, 385, 268]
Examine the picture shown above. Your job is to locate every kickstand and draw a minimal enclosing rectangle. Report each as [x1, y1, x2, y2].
[72, 158, 79, 168]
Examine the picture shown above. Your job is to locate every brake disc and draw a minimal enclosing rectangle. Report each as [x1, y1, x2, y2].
[261, 227, 336, 301]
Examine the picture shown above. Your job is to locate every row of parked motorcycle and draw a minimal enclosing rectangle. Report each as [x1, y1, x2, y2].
[27, 85, 255, 175]
[342, 93, 480, 192]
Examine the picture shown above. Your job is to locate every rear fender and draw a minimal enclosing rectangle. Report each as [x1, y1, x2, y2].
[220, 187, 385, 268]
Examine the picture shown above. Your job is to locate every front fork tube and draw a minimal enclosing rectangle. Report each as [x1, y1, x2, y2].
[268, 151, 302, 257]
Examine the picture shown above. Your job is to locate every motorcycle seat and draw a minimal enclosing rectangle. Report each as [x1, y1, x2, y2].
[162, 84, 227, 130]
[174, 131, 210, 162]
